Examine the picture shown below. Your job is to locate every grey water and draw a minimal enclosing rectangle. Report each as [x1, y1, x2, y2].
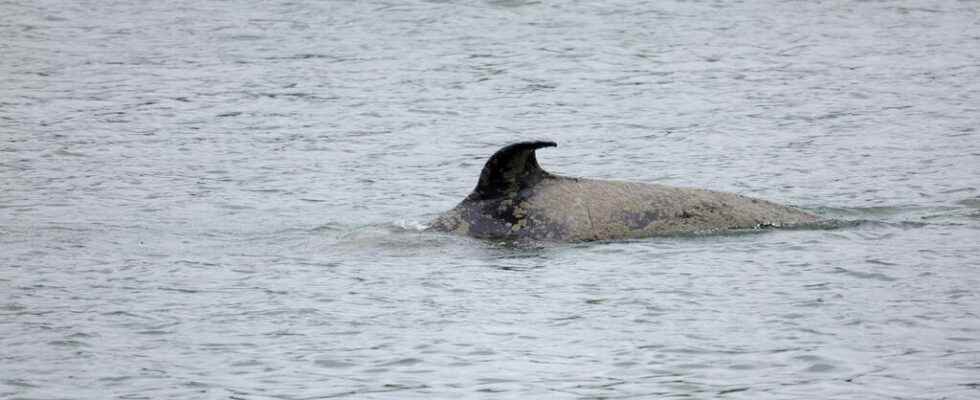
[2, 0, 979, 398]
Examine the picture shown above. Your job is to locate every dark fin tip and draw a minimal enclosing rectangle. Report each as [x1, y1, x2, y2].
[508, 140, 557, 151]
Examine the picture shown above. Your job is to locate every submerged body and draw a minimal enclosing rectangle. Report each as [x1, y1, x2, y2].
[430, 141, 818, 241]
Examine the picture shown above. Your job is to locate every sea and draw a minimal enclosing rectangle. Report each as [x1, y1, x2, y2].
[2, 0, 978, 398]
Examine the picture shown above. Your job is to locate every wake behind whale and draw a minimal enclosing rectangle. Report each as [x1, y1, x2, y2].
[429, 141, 819, 241]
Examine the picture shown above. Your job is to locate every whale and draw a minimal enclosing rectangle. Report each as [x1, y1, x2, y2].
[428, 141, 819, 241]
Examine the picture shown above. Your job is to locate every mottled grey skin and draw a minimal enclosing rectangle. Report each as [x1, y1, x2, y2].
[429, 141, 818, 241]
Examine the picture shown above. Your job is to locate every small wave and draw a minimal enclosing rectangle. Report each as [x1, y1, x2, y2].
[831, 267, 898, 282]
[956, 196, 980, 209]
[809, 205, 916, 218]
[391, 219, 430, 232]
[315, 359, 358, 369]
[330, 221, 477, 256]
[778, 219, 865, 231]
[809, 203, 980, 227]
[311, 222, 344, 232]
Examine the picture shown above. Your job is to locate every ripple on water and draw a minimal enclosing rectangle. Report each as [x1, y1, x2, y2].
[314, 359, 358, 369]
[793, 354, 841, 374]
[831, 266, 898, 282]
[377, 358, 424, 367]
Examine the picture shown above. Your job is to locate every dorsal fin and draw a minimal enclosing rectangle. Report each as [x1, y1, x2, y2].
[467, 141, 557, 201]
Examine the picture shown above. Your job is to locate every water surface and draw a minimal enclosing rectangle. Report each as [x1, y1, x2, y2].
[2, 0, 979, 398]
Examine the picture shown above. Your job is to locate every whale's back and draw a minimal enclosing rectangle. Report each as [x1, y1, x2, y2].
[428, 141, 818, 241]
[526, 178, 817, 241]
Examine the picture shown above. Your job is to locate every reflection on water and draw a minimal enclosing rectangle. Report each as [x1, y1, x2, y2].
[2, 0, 979, 399]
